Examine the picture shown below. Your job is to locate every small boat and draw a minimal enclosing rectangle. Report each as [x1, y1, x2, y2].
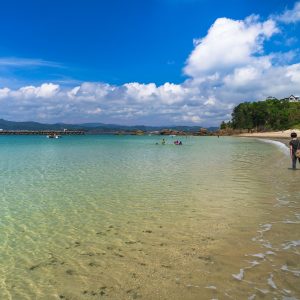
[47, 134, 61, 139]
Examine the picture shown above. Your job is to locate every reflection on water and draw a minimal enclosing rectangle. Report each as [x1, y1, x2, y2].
[0, 136, 299, 299]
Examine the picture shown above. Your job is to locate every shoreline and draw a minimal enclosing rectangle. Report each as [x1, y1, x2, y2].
[235, 129, 300, 147]
[236, 129, 300, 139]
[238, 135, 290, 147]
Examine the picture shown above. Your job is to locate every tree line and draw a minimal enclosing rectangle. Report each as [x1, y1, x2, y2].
[220, 98, 300, 131]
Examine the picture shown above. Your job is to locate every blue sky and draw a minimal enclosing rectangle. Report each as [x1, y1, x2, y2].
[0, 0, 300, 125]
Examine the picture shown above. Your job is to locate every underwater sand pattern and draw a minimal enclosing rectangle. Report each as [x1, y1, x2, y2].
[0, 136, 299, 299]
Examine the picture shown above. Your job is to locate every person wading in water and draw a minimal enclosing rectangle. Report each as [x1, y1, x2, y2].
[289, 132, 300, 170]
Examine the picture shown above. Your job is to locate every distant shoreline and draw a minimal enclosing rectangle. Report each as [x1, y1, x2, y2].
[0, 130, 85, 135]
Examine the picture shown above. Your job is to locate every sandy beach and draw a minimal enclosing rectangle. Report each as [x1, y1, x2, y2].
[237, 129, 300, 139]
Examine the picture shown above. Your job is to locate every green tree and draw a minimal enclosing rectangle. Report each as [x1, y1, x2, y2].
[226, 98, 300, 131]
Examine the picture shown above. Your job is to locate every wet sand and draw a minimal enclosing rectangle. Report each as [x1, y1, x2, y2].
[236, 129, 300, 148]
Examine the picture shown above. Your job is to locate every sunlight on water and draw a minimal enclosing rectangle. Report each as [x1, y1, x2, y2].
[0, 136, 299, 299]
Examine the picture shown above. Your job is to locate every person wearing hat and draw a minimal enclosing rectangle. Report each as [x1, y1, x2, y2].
[289, 132, 300, 169]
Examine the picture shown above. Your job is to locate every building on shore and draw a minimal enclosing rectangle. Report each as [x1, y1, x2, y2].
[287, 95, 300, 102]
[265, 95, 299, 102]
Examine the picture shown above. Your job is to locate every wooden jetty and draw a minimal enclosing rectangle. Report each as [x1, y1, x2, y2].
[0, 130, 85, 135]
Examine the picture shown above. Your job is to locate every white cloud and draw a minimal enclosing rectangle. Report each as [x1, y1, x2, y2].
[14, 83, 60, 99]
[122, 82, 190, 105]
[124, 82, 157, 102]
[184, 16, 278, 78]
[182, 114, 201, 123]
[67, 86, 80, 99]
[0, 57, 62, 68]
[285, 63, 300, 83]
[275, 1, 300, 24]
[86, 107, 102, 115]
[37, 83, 60, 98]
[0, 87, 10, 99]
[1, 6, 300, 126]
[204, 96, 216, 106]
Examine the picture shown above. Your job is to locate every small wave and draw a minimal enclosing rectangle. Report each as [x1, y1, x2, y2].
[258, 139, 289, 156]
[282, 220, 300, 224]
[251, 253, 265, 259]
[255, 288, 269, 295]
[262, 242, 273, 249]
[232, 269, 244, 281]
[259, 223, 272, 233]
[246, 260, 260, 269]
[275, 195, 291, 207]
[282, 240, 300, 250]
[267, 274, 277, 289]
[205, 285, 217, 290]
[281, 264, 300, 277]
[257, 224, 272, 235]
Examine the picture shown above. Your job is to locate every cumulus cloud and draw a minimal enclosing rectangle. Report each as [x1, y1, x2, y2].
[1, 5, 300, 126]
[184, 16, 278, 78]
[0, 81, 215, 125]
[0, 83, 60, 100]
[0, 87, 10, 98]
[18, 83, 60, 98]
[275, 1, 300, 24]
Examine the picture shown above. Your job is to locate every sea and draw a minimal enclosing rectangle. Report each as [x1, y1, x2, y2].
[0, 135, 299, 300]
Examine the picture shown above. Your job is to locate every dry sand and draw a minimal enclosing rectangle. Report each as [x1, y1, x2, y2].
[237, 129, 300, 139]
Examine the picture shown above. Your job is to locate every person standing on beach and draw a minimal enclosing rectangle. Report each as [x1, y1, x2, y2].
[289, 132, 300, 170]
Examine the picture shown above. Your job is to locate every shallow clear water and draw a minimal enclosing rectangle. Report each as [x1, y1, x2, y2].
[0, 135, 299, 299]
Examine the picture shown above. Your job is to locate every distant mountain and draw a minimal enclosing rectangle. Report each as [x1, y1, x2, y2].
[0, 119, 218, 132]
[0, 119, 84, 131]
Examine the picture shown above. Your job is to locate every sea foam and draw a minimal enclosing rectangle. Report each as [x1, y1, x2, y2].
[259, 139, 290, 156]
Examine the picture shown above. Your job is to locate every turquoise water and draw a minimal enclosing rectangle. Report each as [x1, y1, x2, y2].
[0, 135, 299, 299]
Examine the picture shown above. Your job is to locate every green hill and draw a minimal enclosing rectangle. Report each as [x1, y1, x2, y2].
[0, 119, 218, 133]
[220, 98, 300, 131]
